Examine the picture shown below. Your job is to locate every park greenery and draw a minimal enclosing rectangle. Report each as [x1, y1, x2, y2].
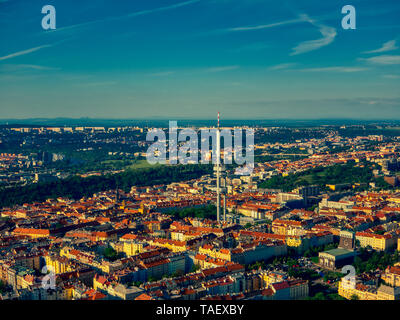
[0, 164, 212, 208]
[353, 247, 399, 274]
[338, 126, 400, 138]
[374, 176, 395, 190]
[165, 204, 217, 220]
[190, 263, 201, 273]
[0, 280, 7, 294]
[258, 162, 375, 192]
[255, 128, 326, 144]
[304, 291, 346, 300]
[254, 154, 308, 164]
[303, 243, 339, 258]
[103, 246, 124, 262]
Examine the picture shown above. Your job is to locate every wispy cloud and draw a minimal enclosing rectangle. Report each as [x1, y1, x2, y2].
[0, 64, 59, 71]
[268, 63, 297, 70]
[297, 66, 368, 73]
[382, 74, 400, 79]
[230, 42, 270, 53]
[77, 81, 117, 87]
[227, 18, 304, 32]
[204, 65, 239, 72]
[146, 66, 239, 76]
[53, 0, 200, 33]
[290, 14, 336, 56]
[360, 55, 400, 65]
[125, 0, 199, 18]
[217, 13, 336, 55]
[363, 40, 398, 54]
[148, 71, 175, 77]
[0, 44, 52, 61]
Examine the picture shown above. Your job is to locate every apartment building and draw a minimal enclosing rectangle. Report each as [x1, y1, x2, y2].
[355, 232, 397, 251]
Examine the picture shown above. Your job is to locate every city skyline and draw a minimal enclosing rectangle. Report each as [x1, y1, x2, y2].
[1, 0, 400, 119]
[2, 0, 400, 305]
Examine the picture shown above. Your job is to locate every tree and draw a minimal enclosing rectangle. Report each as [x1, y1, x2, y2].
[314, 292, 326, 300]
[167, 270, 184, 278]
[0, 164, 212, 208]
[394, 250, 399, 262]
[190, 264, 201, 273]
[103, 246, 122, 261]
[0, 280, 6, 294]
[166, 204, 217, 220]
[304, 249, 312, 257]
[327, 293, 346, 300]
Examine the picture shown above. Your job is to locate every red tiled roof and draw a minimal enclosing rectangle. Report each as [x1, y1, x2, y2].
[272, 281, 290, 291]
[135, 293, 155, 300]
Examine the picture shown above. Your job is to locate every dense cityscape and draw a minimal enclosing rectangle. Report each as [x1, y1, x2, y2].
[1, 0, 400, 312]
[1, 122, 400, 301]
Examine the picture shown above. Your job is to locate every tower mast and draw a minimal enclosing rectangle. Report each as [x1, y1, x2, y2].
[216, 112, 221, 223]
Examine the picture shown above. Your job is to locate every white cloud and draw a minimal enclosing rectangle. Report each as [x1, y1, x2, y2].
[54, 0, 200, 33]
[221, 13, 336, 56]
[0, 64, 59, 71]
[204, 65, 239, 72]
[363, 40, 398, 54]
[126, 0, 199, 18]
[291, 26, 336, 55]
[289, 14, 336, 56]
[382, 74, 400, 79]
[227, 18, 304, 32]
[0, 44, 52, 61]
[148, 71, 175, 77]
[77, 81, 117, 87]
[297, 66, 368, 73]
[230, 42, 270, 53]
[361, 55, 400, 65]
[268, 63, 297, 70]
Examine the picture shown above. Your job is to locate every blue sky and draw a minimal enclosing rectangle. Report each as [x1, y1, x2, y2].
[0, 0, 400, 119]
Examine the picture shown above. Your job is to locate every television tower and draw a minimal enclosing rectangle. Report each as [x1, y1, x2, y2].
[214, 112, 226, 223]
[216, 112, 221, 223]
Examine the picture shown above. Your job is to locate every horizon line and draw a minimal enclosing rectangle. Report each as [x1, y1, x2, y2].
[1, 117, 400, 122]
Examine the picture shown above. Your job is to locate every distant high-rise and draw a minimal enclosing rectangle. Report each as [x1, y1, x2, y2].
[41, 151, 52, 164]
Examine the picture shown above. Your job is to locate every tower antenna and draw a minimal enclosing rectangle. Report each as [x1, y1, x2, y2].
[216, 112, 221, 223]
